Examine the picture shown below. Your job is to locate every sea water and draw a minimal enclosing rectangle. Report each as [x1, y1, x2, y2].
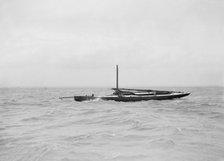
[0, 87, 224, 161]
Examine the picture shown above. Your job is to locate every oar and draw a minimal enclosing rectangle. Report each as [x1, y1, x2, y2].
[59, 96, 74, 99]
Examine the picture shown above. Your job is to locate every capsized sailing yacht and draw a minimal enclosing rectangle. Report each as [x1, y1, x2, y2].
[60, 65, 190, 102]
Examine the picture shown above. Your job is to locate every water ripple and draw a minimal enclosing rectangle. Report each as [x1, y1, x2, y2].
[0, 87, 224, 161]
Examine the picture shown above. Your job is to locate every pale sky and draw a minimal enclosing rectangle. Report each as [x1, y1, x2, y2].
[0, 0, 224, 87]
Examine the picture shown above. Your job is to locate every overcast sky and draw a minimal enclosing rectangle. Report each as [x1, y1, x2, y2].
[0, 0, 223, 87]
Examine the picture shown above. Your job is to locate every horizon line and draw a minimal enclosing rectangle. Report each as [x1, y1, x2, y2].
[0, 85, 223, 88]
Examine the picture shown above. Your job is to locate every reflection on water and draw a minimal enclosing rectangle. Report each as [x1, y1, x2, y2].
[0, 87, 224, 161]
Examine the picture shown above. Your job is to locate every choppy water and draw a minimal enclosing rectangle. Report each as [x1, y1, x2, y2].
[0, 87, 224, 161]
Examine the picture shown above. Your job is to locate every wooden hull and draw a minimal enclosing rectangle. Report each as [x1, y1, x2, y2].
[74, 92, 190, 102]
